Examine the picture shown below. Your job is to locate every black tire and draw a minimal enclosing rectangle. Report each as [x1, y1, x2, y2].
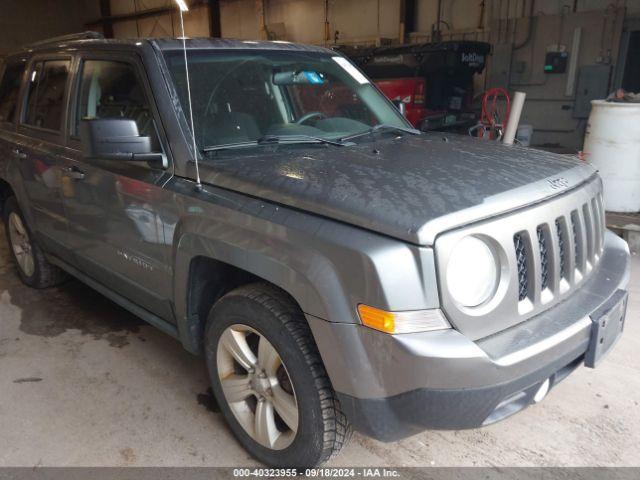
[3, 196, 67, 288]
[205, 282, 351, 468]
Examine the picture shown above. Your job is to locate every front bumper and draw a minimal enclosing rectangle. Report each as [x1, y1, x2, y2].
[308, 231, 630, 441]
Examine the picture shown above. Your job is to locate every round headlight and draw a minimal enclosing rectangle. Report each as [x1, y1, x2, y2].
[446, 236, 498, 307]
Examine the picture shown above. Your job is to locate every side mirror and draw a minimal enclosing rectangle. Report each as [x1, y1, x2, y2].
[79, 118, 166, 168]
[392, 100, 407, 117]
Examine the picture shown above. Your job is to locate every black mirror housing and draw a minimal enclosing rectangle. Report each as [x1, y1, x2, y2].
[79, 118, 152, 160]
[391, 100, 407, 117]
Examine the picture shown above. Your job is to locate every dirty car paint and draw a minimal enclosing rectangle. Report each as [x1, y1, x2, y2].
[199, 133, 596, 246]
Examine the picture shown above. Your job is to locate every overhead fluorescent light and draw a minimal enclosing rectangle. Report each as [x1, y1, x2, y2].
[174, 0, 189, 12]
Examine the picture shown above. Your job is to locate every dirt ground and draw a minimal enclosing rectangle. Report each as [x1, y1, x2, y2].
[0, 226, 638, 467]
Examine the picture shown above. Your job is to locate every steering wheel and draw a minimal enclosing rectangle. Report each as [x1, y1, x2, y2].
[296, 111, 326, 125]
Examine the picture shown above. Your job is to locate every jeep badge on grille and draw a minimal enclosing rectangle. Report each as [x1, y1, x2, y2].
[547, 177, 570, 190]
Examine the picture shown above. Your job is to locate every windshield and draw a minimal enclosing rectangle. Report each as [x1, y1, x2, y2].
[162, 49, 410, 150]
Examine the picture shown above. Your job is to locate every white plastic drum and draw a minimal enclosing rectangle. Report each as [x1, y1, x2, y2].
[516, 124, 533, 147]
[583, 100, 640, 213]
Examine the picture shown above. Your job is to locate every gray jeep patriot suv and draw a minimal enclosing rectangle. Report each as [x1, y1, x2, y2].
[0, 32, 631, 467]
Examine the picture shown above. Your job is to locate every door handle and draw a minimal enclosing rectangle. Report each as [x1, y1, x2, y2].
[62, 166, 86, 181]
[12, 149, 27, 159]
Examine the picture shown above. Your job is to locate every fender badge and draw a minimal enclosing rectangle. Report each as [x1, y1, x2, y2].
[117, 249, 154, 271]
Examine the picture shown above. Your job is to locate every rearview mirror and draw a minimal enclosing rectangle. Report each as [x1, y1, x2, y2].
[273, 70, 325, 85]
[79, 118, 166, 168]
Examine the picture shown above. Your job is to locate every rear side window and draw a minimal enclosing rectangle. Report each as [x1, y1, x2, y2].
[23, 60, 70, 131]
[0, 62, 25, 124]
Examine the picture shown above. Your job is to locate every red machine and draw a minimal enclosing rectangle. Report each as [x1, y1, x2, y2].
[339, 41, 491, 131]
[374, 77, 426, 128]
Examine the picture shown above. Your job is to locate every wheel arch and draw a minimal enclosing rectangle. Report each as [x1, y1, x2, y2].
[0, 177, 15, 217]
[174, 231, 330, 356]
[0, 160, 36, 230]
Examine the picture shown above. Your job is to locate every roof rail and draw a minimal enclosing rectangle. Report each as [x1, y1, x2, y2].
[26, 31, 104, 48]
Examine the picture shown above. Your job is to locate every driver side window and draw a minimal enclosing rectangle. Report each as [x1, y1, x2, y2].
[76, 60, 160, 151]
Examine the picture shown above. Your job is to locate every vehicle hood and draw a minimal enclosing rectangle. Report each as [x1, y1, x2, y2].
[199, 134, 597, 245]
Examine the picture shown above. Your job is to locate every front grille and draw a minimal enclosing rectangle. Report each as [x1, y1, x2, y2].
[435, 177, 606, 339]
[537, 227, 549, 290]
[555, 218, 566, 279]
[512, 191, 604, 304]
[514, 233, 528, 301]
[571, 211, 580, 270]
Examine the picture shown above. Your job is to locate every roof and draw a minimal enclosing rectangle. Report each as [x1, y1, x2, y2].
[151, 37, 335, 54]
[5, 34, 335, 59]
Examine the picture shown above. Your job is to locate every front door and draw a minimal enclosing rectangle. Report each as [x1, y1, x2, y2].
[62, 55, 176, 322]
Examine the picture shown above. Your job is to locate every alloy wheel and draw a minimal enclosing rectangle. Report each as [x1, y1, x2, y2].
[8, 212, 35, 277]
[216, 324, 298, 450]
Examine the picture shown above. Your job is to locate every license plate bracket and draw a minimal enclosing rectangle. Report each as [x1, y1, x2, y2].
[585, 290, 628, 368]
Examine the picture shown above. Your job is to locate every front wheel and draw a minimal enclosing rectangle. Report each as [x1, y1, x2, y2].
[205, 283, 351, 467]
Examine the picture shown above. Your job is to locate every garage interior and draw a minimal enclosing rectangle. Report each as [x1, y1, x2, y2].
[1, 0, 639, 468]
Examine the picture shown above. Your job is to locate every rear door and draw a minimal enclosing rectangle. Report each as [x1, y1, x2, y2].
[61, 52, 176, 322]
[0, 58, 27, 186]
[11, 55, 75, 263]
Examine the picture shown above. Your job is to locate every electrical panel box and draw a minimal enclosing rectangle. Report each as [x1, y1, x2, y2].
[544, 51, 568, 73]
[573, 65, 612, 118]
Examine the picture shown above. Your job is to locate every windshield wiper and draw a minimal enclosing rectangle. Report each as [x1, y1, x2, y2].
[202, 134, 350, 153]
[202, 141, 260, 152]
[339, 123, 421, 142]
[256, 134, 351, 147]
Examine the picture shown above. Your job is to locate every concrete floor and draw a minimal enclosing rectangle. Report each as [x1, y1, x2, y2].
[0, 226, 638, 468]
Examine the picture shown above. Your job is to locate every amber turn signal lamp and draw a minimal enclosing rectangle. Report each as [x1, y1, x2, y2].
[357, 304, 451, 334]
[358, 304, 396, 333]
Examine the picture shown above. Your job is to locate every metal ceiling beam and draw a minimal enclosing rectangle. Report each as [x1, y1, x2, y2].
[209, 0, 221, 37]
[99, 0, 113, 38]
[86, 0, 207, 28]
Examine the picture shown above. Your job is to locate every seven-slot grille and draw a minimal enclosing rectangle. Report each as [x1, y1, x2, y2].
[513, 191, 605, 307]
[434, 177, 607, 339]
